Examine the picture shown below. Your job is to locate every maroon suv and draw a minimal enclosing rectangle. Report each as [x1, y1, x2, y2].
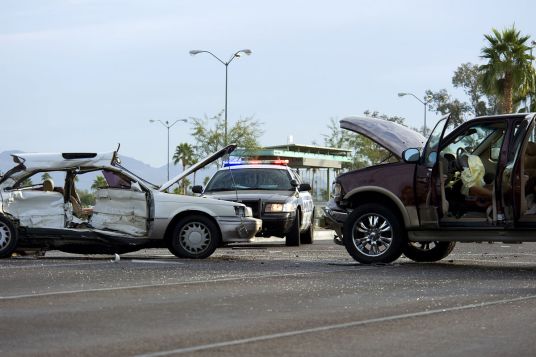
[324, 113, 536, 264]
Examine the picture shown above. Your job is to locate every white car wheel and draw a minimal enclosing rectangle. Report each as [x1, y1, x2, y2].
[0, 216, 18, 258]
[168, 215, 220, 259]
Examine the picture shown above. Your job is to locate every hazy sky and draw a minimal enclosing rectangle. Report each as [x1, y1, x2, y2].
[1, 0, 534, 167]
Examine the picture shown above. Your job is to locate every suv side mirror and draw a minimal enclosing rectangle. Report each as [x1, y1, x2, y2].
[192, 185, 203, 194]
[402, 148, 420, 163]
[299, 183, 311, 191]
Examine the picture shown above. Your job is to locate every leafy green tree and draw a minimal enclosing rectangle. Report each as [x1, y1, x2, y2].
[452, 63, 498, 116]
[172, 178, 191, 195]
[426, 63, 500, 126]
[78, 190, 96, 207]
[479, 26, 536, 113]
[20, 177, 33, 187]
[425, 89, 472, 127]
[91, 175, 107, 190]
[190, 111, 263, 167]
[323, 111, 407, 170]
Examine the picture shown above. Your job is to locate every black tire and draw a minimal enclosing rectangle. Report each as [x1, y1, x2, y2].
[168, 215, 220, 259]
[285, 210, 301, 247]
[300, 213, 315, 244]
[0, 216, 18, 259]
[343, 203, 405, 264]
[403, 241, 456, 262]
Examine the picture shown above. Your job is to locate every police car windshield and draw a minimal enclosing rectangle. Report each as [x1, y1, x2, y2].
[205, 168, 294, 192]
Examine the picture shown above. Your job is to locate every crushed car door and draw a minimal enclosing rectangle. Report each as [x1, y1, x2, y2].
[88, 170, 149, 236]
[2, 173, 66, 229]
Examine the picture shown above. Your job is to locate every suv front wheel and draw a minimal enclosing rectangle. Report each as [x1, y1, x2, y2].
[343, 204, 405, 264]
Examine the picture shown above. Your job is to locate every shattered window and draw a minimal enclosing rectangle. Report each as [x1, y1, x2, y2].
[103, 170, 132, 189]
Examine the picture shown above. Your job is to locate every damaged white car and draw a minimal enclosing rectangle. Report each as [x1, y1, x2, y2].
[0, 144, 261, 259]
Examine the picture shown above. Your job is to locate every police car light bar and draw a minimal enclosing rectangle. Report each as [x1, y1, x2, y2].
[223, 159, 289, 167]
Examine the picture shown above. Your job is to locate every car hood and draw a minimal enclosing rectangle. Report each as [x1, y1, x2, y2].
[159, 144, 237, 192]
[203, 190, 295, 202]
[340, 117, 426, 158]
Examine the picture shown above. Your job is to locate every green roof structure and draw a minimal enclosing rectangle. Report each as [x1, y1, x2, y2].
[233, 143, 352, 169]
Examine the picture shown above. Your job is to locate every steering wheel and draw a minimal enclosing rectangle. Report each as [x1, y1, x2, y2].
[456, 147, 469, 170]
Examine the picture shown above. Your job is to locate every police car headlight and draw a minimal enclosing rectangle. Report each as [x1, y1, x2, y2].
[265, 202, 295, 213]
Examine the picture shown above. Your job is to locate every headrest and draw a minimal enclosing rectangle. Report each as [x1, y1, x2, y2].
[43, 178, 54, 191]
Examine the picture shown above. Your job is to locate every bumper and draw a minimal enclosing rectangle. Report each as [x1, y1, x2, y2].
[321, 202, 349, 238]
[257, 212, 296, 237]
[218, 216, 262, 243]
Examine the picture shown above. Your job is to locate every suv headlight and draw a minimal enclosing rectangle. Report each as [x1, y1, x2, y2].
[265, 202, 295, 213]
[332, 182, 343, 201]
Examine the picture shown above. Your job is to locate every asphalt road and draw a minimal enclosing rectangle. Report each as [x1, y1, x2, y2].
[2, 230, 536, 356]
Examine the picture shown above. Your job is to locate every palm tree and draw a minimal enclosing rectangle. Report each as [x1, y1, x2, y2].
[479, 26, 536, 113]
[91, 175, 107, 191]
[41, 172, 52, 182]
[173, 143, 195, 194]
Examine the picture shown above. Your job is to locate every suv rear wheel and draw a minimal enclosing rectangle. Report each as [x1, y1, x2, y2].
[343, 204, 404, 264]
[403, 241, 456, 262]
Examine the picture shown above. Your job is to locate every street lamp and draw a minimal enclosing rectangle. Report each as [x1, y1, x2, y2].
[149, 118, 188, 181]
[189, 49, 252, 146]
[398, 92, 433, 135]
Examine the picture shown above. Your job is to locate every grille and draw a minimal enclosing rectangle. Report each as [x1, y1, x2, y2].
[239, 200, 262, 218]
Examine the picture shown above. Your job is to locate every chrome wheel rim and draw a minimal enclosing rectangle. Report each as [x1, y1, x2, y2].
[0, 221, 12, 251]
[351, 213, 393, 257]
[179, 222, 211, 255]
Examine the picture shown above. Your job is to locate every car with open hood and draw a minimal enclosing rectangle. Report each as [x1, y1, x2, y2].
[323, 113, 536, 264]
[0, 144, 261, 259]
[192, 161, 314, 246]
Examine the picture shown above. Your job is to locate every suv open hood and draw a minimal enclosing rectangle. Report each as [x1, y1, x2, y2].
[340, 116, 426, 158]
[159, 144, 237, 192]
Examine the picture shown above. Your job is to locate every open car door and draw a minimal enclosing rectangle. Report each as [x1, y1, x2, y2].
[414, 115, 452, 228]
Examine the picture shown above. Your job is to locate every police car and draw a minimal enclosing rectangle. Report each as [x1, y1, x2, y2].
[193, 160, 315, 246]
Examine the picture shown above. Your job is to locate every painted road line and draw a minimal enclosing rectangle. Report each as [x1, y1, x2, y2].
[135, 294, 536, 357]
[0, 267, 374, 300]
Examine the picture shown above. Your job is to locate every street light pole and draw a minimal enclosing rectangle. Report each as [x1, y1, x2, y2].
[189, 49, 252, 146]
[398, 92, 432, 135]
[149, 118, 188, 181]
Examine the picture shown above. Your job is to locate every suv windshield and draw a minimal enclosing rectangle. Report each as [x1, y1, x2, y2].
[205, 168, 294, 192]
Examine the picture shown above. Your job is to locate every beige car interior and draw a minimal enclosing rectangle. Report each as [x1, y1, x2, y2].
[519, 139, 536, 219]
[439, 127, 504, 223]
